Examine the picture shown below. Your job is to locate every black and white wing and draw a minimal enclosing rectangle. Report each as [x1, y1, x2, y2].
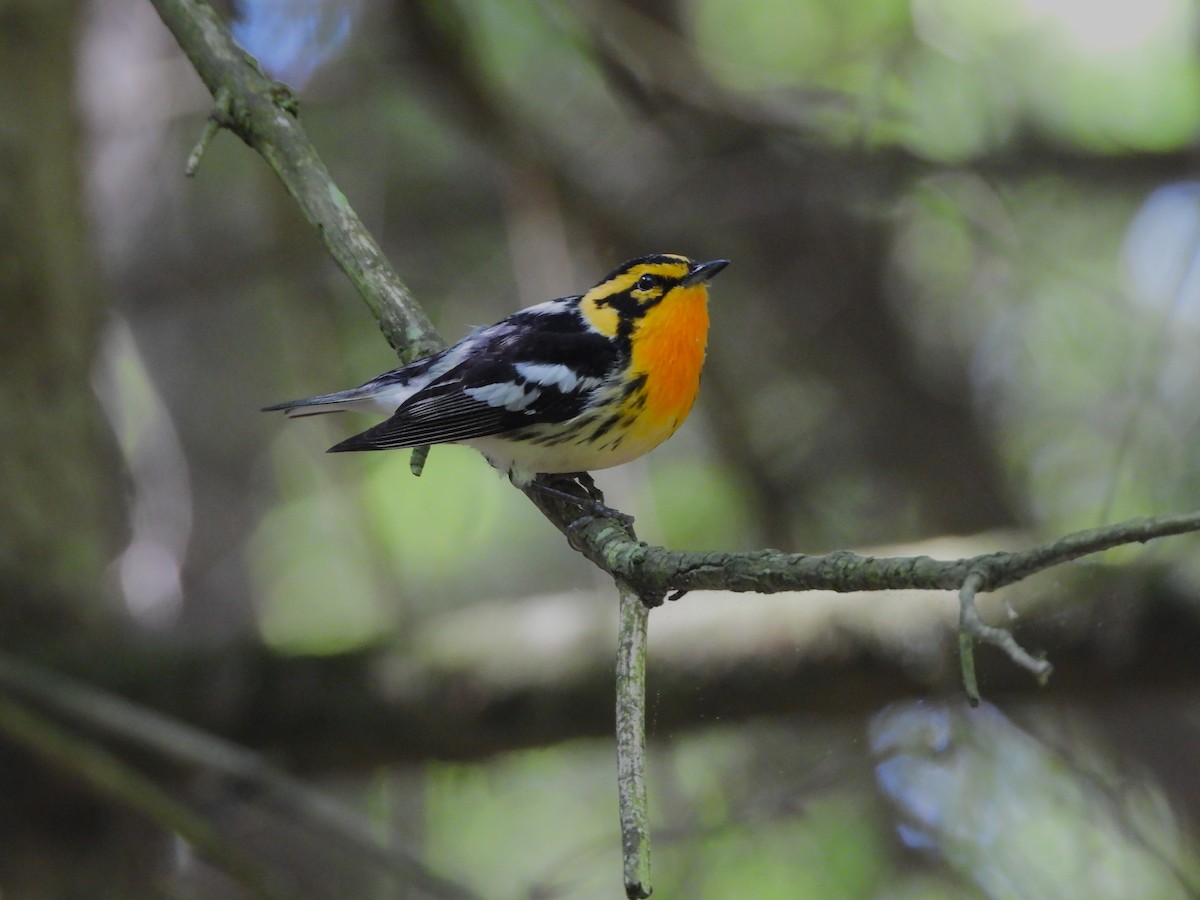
[327, 303, 618, 452]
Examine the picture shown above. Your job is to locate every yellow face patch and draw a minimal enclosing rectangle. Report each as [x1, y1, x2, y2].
[580, 296, 620, 336]
[578, 256, 693, 336]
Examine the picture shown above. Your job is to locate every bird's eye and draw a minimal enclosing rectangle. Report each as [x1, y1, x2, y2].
[636, 274, 656, 291]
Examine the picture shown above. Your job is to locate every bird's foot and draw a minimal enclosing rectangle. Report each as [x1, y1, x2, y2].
[528, 474, 634, 530]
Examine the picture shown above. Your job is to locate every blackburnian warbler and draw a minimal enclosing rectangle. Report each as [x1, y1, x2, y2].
[264, 254, 728, 494]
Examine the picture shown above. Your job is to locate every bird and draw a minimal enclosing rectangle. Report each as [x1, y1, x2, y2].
[264, 253, 729, 513]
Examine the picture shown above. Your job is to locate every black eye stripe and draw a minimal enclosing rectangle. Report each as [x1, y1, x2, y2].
[637, 274, 657, 291]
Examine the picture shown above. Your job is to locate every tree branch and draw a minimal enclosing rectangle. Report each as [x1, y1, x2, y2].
[615, 583, 652, 899]
[149, 0, 441, 360]
[557, 508, 1200, 690]
[0, 692, 286, 899]
[560, 510, 1200, 600]
[0, 653, 477, 899]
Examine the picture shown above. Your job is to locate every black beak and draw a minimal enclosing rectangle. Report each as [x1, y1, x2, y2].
[682, 258, 730, 286]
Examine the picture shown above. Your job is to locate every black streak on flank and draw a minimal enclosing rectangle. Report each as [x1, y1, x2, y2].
[589, 411, 624, 442]
[621, 373, 648, 398]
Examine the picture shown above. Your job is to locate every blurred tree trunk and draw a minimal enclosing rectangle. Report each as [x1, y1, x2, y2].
[0, 3, 137, 890]
[0, 0, 122, 631]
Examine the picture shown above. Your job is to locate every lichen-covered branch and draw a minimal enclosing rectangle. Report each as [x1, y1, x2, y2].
[562, 509, 1200, 601]
[551, 509, 1200, 687]
[148, 0, 441, 360]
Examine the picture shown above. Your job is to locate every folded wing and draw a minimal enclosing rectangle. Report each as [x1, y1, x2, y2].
[329, 314, 617, 452]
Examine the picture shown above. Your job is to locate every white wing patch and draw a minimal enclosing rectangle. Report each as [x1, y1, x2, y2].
[514, 362, 582, 393]
[465, 381, 543, 411]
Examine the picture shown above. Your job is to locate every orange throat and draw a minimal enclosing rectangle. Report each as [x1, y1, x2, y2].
[630, 285, 710, 433]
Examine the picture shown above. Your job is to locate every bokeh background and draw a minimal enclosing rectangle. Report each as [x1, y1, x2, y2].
[7, 0, 1200, 896]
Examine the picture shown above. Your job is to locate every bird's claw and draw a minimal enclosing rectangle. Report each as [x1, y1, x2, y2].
[529, 474, 635, 532]
[567, 503, 635, 532]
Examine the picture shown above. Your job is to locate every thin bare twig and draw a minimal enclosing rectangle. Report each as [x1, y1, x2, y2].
[615, 583, 652, 899]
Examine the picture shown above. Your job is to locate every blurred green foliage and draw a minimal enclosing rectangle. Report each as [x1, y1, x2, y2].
[422, 727, 895, 899]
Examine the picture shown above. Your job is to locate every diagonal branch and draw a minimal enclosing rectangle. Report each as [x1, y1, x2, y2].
[0, 653, 478, 899]
[149, 0, 442, 360]
[0, 691, 287, 899]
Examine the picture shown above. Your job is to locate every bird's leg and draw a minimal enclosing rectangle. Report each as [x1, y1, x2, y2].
[572, 471, 605, 503]
[527, 473, 634, 529]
